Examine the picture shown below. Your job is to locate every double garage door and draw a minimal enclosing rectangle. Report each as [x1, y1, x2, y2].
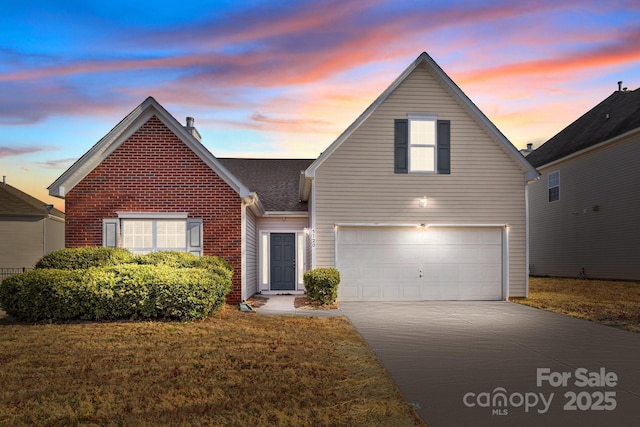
[336, 226, 504, 301]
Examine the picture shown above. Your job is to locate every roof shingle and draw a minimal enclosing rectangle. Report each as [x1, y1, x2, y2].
[0, 183, 65, 218]
[527, 88, 640, 167]
[218, 158, 314, 212]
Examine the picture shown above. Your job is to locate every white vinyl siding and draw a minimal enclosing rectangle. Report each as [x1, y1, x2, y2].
[245, 208, 258, 298]
[312, 62, 529, 297]
[0, 216, 65, 269]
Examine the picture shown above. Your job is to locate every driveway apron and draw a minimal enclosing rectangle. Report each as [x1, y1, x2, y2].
[340, 301, 640, 427]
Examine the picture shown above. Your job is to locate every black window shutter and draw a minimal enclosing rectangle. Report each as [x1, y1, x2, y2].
[394, 119, 408, 173]
[437, 120, 451, 174]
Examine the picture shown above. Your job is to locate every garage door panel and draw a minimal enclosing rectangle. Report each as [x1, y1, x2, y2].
[337, 227, 503, 301]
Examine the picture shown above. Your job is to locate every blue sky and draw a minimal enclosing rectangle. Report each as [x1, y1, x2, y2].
[1, 0, 639, 210]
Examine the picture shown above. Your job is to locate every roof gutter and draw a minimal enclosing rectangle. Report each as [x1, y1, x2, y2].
[242, 192, 264, 216]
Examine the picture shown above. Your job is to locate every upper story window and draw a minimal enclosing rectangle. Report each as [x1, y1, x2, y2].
[408, 114, 437, 172]
[395, 114, 450, 174]
[548, 170, 560, 202]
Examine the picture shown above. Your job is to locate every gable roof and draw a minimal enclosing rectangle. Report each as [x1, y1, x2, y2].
[219, 158, 314, 212]
[527, 88, 640, 168]
[303, 52, 539, 183]
[48, 97, 252, 200]
[1, 182, 65, 219]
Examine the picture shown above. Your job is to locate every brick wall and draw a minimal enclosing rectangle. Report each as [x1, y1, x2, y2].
[65, 115, 243, 303]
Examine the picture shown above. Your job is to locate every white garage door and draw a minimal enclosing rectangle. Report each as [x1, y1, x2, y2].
[337, 226, 504, 301]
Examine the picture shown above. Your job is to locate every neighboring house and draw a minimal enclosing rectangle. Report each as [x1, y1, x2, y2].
[0, 179, 65, 272]
[49, 52, 538, 303]
[526, 86, 640, 281]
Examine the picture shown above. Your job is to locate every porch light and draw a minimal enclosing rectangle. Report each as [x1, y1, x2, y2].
[419, 196, 428, 208]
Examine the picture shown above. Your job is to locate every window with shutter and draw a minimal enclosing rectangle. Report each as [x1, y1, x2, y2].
[395, 115, 450, 174]
[103, 219, 119, 248]
[102, 215, 203, 255]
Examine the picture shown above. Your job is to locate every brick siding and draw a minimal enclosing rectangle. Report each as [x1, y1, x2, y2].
[65, 115, 243, 303]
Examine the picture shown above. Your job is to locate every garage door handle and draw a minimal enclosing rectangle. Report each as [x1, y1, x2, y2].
[419, 269, 423, 278]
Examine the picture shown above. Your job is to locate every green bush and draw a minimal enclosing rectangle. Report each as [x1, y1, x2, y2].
[1, 249, 233, 322]
[0, 269, 94, 321]
[304, 267, 340, 305]
[36, 247, 133, 269]
[134, 251, 233, 272]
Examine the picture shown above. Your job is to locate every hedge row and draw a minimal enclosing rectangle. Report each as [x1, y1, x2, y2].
[0, 249, 233, 322]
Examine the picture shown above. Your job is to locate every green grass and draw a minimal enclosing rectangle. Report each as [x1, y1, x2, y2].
[0, 306, 423, 426]
[513, 277, 640, 333]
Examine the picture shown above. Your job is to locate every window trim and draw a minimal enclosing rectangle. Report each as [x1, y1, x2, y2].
[548, 170, 560, 203]
[103, 213, 202, 255]
[121, 219, 187, 253]
[117, 212, 188, 219]
[408, 113, 438, 173]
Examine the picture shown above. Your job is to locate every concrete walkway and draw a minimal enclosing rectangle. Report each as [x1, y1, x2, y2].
[253, 295, 343, 317]
[340, 301, 640, 427]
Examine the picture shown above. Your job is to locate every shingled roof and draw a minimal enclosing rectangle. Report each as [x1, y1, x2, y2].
[218, 158, 314, 212]
[527, 88, 640, 168]
[0, 182, 65, 219]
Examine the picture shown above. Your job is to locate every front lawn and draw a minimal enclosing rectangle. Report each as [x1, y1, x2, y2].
[0, 307, 422, 426]
[514, 277, 640, 333]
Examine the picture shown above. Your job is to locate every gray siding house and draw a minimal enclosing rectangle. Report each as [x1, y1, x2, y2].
[0, 180, 65, 273]
[527, 86, 640, 280]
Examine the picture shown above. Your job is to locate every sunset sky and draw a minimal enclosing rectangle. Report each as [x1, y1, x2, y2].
[1, 0, 639, 211]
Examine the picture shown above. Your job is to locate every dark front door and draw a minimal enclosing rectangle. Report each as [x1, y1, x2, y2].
[270, 233, 296, 290]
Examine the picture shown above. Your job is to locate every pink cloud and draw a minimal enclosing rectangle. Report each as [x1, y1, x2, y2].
[0, 146, 48, 158]
[456, 27, 640, 85]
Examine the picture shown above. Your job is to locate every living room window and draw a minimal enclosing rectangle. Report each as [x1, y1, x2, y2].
[122, 220, 186, 254]
[103, 213, 203, 255]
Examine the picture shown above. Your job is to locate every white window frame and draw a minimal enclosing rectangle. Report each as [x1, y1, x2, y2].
[121, 219, 187, 254]
[103, 213, 202, 255]
[408, 113, 437, 173]
[548, 170, 560, 203]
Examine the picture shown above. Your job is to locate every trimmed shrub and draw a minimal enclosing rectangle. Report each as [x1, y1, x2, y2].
[134, 251, 233, 273]
[0, 269, 94, 321]
[134, 251, 201, 268]
[304, 267, 341, 305]
[1, 249, 234, 322]
[36, 247, 133, 269]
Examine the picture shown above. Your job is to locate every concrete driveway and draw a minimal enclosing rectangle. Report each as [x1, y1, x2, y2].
[340, 301, 640, 427]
